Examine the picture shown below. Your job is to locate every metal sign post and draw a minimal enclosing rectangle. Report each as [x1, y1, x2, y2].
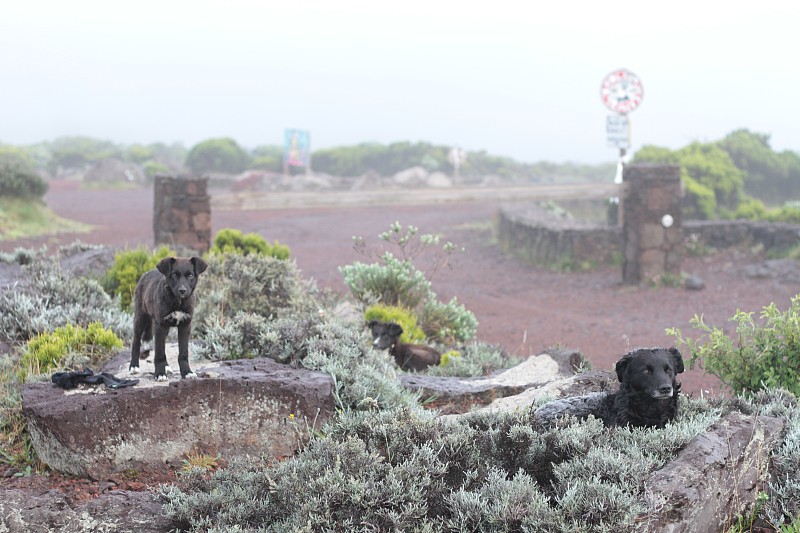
[600, 68, 644, 224]
[601, 68, 644, 183]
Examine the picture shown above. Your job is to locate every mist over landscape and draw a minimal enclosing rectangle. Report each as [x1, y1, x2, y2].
[4, 3, 800, 531]
[2, 1, 799, 164]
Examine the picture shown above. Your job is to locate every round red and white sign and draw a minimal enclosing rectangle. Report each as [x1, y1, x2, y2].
[600, 69, 644, 114]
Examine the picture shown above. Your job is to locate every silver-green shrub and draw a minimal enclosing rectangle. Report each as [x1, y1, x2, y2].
[198, 311, 419, 412]
[161, 396, 745, 532]
[197, 312, 273, 361]
[0, 257, 132, 342]
[340, 251, 434, 310]
[427, 342, 517, 378]
[193, 253, 318, 330]
[420, 296, 478, 344]
[0, 246, 43, 265]
[749, 390, 800, 526]
[340, 222, 478, 347]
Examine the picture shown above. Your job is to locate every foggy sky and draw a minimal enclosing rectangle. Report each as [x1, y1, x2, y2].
[1, 0, 799, 164]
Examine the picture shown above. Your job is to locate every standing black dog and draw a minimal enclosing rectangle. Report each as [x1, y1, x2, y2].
[129, 256, 207, 380]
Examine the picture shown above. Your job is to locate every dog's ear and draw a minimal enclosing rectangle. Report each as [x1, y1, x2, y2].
[615, 357, 630, 383]
[156, 257, 176, 276]
[191, 256, 208, 275]
[389, 323, 403, 337]
[367, 319, 378, 329]
[668, 347, 685, 374]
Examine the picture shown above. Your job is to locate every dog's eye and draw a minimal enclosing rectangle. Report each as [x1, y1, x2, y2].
[664, 365, 673, 374]
[643, 367, 652, 375]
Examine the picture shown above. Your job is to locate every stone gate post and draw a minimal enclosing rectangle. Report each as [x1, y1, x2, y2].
[622, 165, 682, 284]
[153, 175, 211, 253]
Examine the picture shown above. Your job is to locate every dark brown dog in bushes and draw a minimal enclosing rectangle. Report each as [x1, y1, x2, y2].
[129, 256, 207, 380]
[535, 347, 684, 429]
[368, 320, 441, 371]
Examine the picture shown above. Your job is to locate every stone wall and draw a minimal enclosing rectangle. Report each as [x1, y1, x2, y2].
[687, 219, 800, 251]
[153, 176, 211, 253]
[497, 205, 621, 270]
[497, 206, 800, 274]
[621, 165, 683, 283]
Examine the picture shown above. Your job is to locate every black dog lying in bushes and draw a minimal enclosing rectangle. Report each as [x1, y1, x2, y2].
[368, 320, 441, 371]
[129, 256, 208, 380]
[535, 347, 684, 429]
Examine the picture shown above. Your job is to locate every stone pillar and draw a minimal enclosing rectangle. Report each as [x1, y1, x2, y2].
[622, 165, 683, 284]
[153, 175, 211, 253]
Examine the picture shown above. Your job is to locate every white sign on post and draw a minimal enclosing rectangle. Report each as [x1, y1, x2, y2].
[606, 114, 630, 149]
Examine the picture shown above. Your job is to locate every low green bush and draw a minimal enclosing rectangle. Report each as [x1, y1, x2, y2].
[733, 198, 800, 224]
[20, 322, 122, 380]
[210, 228, 290, 259]
[682, 174, 717, 220]
[103, 245, 175, 309]
[733, 196, 769, 220]
[667, 297, 800, 396]
[364, 303, 425, 344]
[768, 205, 800, 224]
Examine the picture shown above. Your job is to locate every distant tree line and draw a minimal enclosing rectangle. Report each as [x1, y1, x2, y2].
[0, 136, 616, 188]
[0, 146, 48, 199]
[633, 129, 800, 220]
[311, 142, 614, 183]
[3, 130, 800, 221]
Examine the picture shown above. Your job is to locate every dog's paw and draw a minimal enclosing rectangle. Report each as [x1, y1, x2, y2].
[129, 366, 141, 374]
[164, 365, 174, 375]
[183, 372, 198, 379]
[155, 374, 168, 382]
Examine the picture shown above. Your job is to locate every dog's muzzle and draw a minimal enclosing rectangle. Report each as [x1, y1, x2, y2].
[651, 386, 673, 399]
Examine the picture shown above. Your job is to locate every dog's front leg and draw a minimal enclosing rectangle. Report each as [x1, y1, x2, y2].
[177, 321, 195, 379]
[153, 325, 170, 381]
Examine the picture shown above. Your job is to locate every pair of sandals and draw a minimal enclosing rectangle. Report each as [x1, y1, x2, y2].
[51, 369, 139, 390]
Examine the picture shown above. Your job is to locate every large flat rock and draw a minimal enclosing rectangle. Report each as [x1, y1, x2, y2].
[401, 348, 585, 413]
[23, 351, 334, 479]
[641, 412, 786, 533]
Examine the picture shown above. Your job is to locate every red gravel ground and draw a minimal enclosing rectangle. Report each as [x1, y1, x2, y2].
[3, 184, 800, 499]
